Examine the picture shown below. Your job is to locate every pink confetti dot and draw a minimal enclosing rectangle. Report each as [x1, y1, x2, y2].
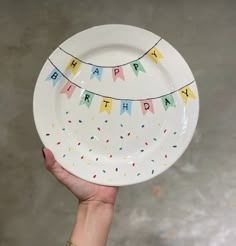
[106, 139, 110, 143]
[132, 163, 135, 167]
[57, 142, 61, 145]
[81, 156, 84, 159]
[68, 120, 72, 123]
[78, 142, 81, 146]
[109, 155, 112, 158]
[128, 132, 131, 136]
[145, 142, 148, 145]
[97, 127, 101, 131]
[93, 175, 96, 179]
[165, 154, 167, 158]
[164, 129, 167, 133]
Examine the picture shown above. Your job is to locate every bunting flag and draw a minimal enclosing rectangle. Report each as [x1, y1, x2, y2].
[112, 67, 125, 81]
[60, 81, 76, 98]
[80, 90, 94, 108]
[90, 66, 103, 81]
[141, 99, 154, 115]
[100, 97, 112, 114]
[66, 58, 81, 75]
[161, 94, 176, 111]
[179, 85, 196, 104]
[148, 47, 163, 63]
[130, 60, 145, 76]
[120, 100, 132, 115]
[46, 68, 63, 86]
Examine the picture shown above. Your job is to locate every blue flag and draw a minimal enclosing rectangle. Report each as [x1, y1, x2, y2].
[46, 68, 63, 86]
[90, 66, 103, 81]
[120, 100, 132, 115]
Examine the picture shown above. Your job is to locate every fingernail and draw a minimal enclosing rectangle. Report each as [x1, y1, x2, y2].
[42, 147, 45, 159]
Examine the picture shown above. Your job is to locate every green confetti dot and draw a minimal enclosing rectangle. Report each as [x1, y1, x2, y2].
[103, 170, 106, 173]
[174, 132, 177, 135]
[152, 170, 154, 174]
[66, 111, 69, 114]
[120, 124, 123, 127]
[119, 147, 123, 150]
[46, 133, 50, 136]
[62, 128, 65, 131]
[63, 154, 66, 158]
[153, 138, 157, 141]
[151, 160, 155, 162]
[137, 173, 140, 176]
[89, 149, 92, 152]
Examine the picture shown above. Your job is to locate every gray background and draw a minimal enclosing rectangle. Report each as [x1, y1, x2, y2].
[1, 0, 236, 245]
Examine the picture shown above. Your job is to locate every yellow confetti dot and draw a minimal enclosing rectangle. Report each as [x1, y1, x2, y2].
[158, 123, 161, 127]
[51, 123, 55, 128]
[160, 146, 163, 150]
[68, 147, 71, 152]
[124, 173, 127, 176]
[123, 156, 128, 159]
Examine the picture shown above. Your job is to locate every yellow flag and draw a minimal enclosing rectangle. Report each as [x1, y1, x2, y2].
[66, 58, 81, 74]
[179, 85, 196, 104]
[148, 47, 163, 63]
[99, 97, 112, 114]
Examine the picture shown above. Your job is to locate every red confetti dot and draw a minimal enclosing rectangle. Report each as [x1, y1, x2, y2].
[164, 129, 167, 133]
[68, 120, 72, 123]
[97, 127, 101, 131]
[128, 132, 131, 136]
[132, 163, 135, 167]
[106, 139, 109, 143]
[165, 154, 167, 158]
[109, 155, 112, 158]
[145, 142, 148, 145]
[93, 175, 96, 178]
[81, 156, 84, 159]
[77, 142, 81, 146]
[57, 142, 61, 145]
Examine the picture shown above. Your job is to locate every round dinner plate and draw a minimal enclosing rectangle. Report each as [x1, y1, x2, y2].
[33, 24, 199, 186]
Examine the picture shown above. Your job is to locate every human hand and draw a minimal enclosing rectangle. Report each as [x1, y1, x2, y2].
[42, 148, 119, 206]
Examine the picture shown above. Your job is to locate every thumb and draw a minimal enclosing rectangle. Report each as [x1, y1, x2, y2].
[42, 147, 70, 183]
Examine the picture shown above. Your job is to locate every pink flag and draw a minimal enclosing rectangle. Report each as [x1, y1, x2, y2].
[141, 100, 154, 115]
[112, 66, 125, 81]
[60, 81, 76, 98]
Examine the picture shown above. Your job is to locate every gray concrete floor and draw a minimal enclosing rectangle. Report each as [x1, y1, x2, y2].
[1, 0, 236, 245]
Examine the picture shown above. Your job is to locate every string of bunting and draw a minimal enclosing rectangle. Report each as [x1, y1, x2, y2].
[58, 38, 164, 81]
[46, 58, 196, 115]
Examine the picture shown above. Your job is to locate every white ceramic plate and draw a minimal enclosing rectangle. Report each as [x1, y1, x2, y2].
[33, 24, 199, 186]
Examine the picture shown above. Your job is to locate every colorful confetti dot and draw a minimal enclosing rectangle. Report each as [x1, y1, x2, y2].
[93, 175, 96, 178]
[46, 133, 50, 136]
[153, 138, 157, 141]
[132, 163, 135, 167]
[124, 173, 127, 176]
[119, 147, 123, 150]
[96, 158, 98, 161]
[105, 120, 108, 123]
[141, 124, 145, 128]
[145, 142, 148, 145]
[165, 154, 167, 158]
[106, 139, 109, 143]
[91, 136, 94, 139]
[115, 168, 118, 172]
[151, 160, 155, 162]
[66, 111, 69, 114]
[120, 124, 123, 127]
[120, 136, 123, 139]
[79, 120, 82, 123]
[137, 173, 140, 176]
[128, 132, 131, 136]
[51, 123, 55, 128]
[68, 147, 71, 152]
[109, 155, 112, 158]
[89, 149, 92, 152]
[173, 132, 177, 135]
[62, 128, 65, 131]
[77, 142, 81, 146]
[141, 149, 144, 152]
[164, 129, 167, 133]
[68, 120, 72, 123]
[97, 127, 101, 131]
[63, 154, 66, 158]
[81, 156, 84, 159]
[173, 145, 177, 148]
[152, 170, 154, 174]
[102, 170, 106, 173]
[57, 142, 61, 145]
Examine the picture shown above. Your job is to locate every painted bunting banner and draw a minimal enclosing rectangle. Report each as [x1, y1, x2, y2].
[179, 85, 196, 104]
[161, 94, 176, 111]
[66, 58, 81, 75]
[46, 68, 63, 86]
[100, 97, 113, 114]
[60, 81, 76, 98]
[80, 90, 95, 108]
[120, 100, 132, 115]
